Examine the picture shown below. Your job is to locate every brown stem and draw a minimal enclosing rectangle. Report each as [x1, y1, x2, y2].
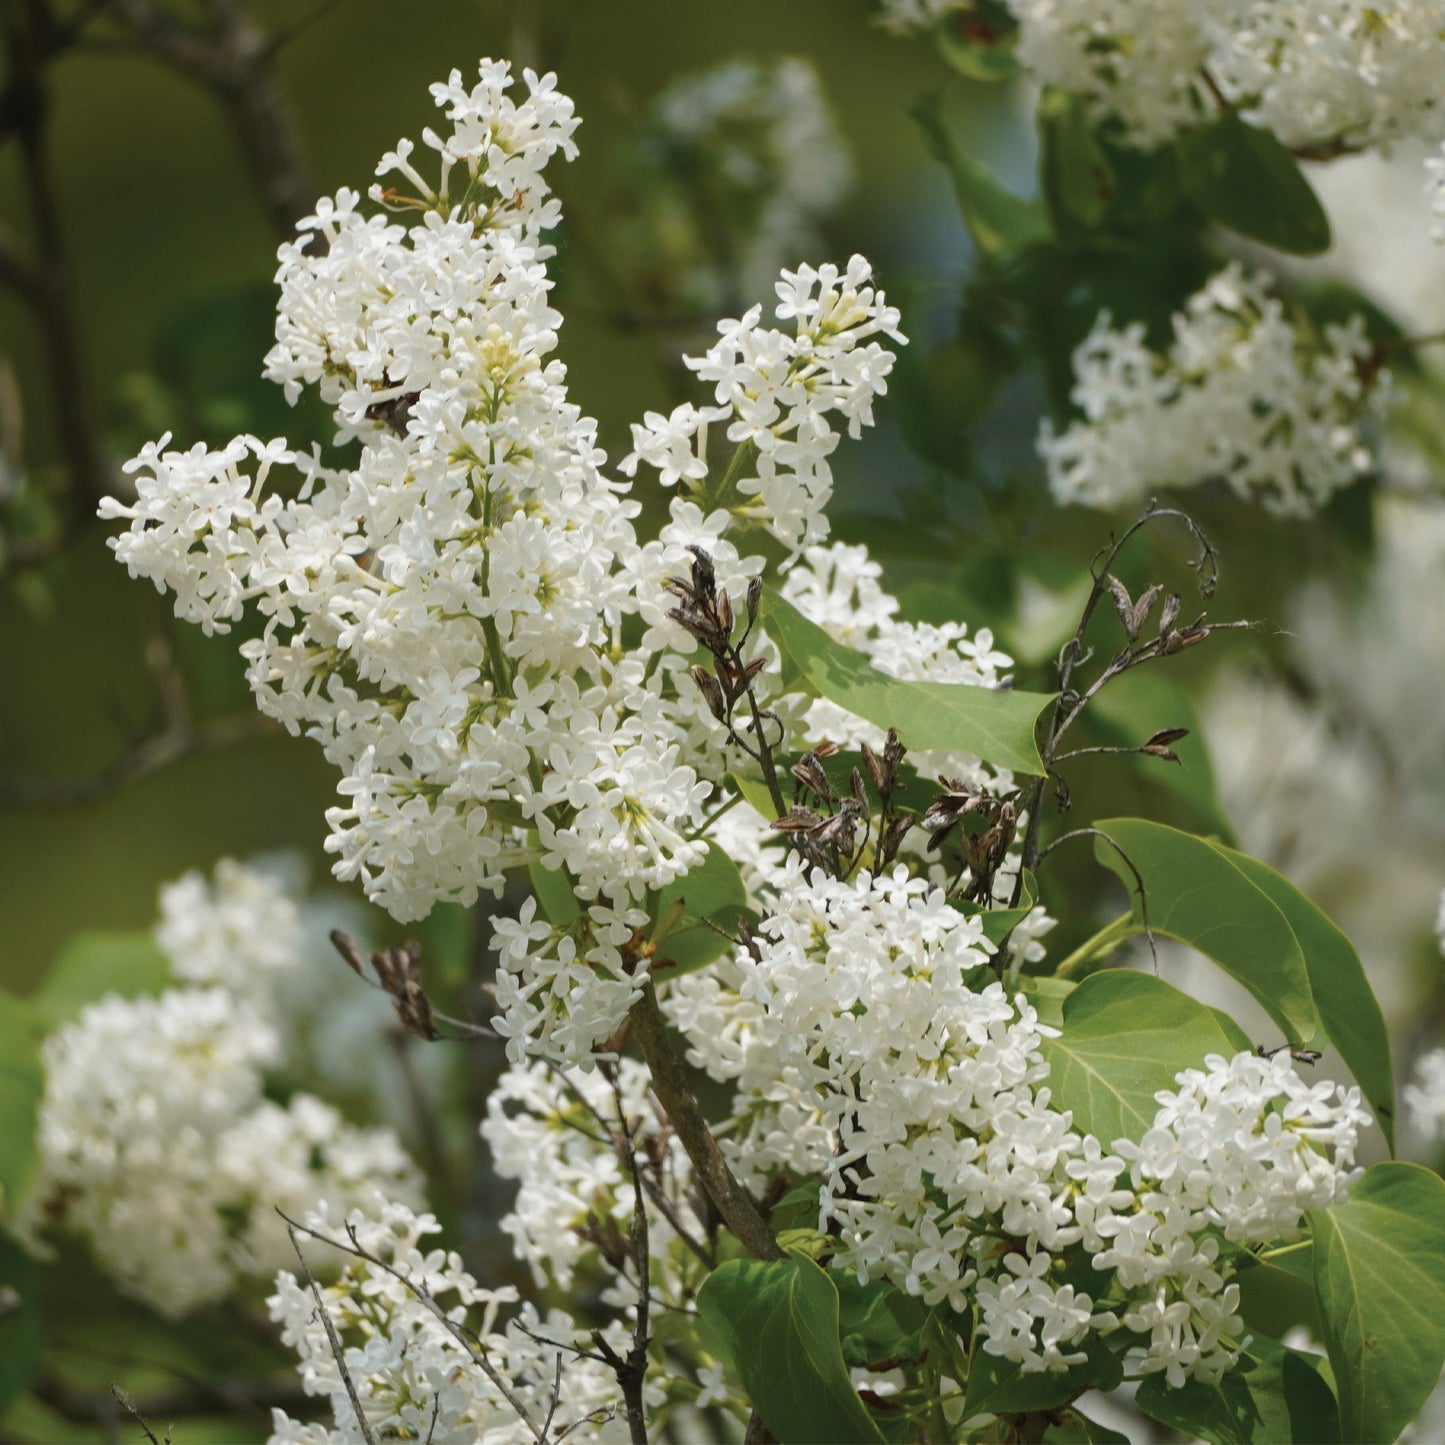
[628, 980, 781, 1262]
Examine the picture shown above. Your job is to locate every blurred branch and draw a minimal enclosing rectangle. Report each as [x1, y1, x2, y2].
[0, 634, 274, 806]
[0, 0, 116, 518]
[32, 1373, 310, 1426]
[98, 0, 315, 233]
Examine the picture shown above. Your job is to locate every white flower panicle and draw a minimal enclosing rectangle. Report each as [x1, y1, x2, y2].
[1042, 264, 1383, 515]
[780, 540, 1015, 789]
[266, 1199, 639, 1445]
[99, 62, 727, 924]
[480, 1059, 701, 1296]
[18, 862, 421, 1317]
[623, 256, 905, 553]
[156, 857, 302, 1004]
[885, 1, 1445, 154]
[22, 987, 418, 1317]
[665, 864, 1368, 1383]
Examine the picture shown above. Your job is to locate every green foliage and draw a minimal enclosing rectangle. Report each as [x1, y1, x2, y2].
[1178, 113, 1331, 256]
[697, 1253, 885, 1444]
[913, 94, 1051, 259]
[763, 593, 1052, 775]
[934, 3, 1020, 83]
[963, 1336, 1122, 1419]
[1136, 1336, 1341, 1445]
[1038, 89, 1115, 239]
[1090, 819, 1320, 1045]
[0, 999, 42, 1218]
[27, 933, 171, 1029]
[529, 845, 750, 980]
[1040, 969, 1249, 1142]
[0, 1234, 43, 1416]
[1091, 819, 1395, 1144]
[1309, 1163, 1445, 1444]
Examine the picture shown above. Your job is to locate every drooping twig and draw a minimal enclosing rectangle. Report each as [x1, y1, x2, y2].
[1039, 826, 1158, 972]
[285, 1222, 378, 1445]
[0, 635, 274, 805]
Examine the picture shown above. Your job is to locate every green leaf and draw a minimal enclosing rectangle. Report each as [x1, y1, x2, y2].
[955, 869, 1039, 949]
[697, 1254, 885, 1444]
[28, 932, 171, 1028]
[914, 94, 1051, 259]
[833, 1273, 933, 1368]
[649, 846, 751, 980]
[1091, 819, 1321, 1046]
[1040, 969, 1250, 1143]
[764, 593, 1051, 775]
[1044, 1408, 1131, 1443]
[1039, 88, 1115, 235]
[528, 857, 583, 928]
[935, 4, 1020, 83]
[1179, 113, 1331, 255]
[1206, 845, 1394, 1152]
[1087, 670, 1236, 844]
[1136, 1336, 1340, 1445]
[529, 846, 750, 980]
[0, 1232, 44, 1413]
[1309, 1162, 1445, 1444]
[1020, 974, 1075, 1029]
[0, 999, 42, 1217]
[964, 1335, 1122, 1418]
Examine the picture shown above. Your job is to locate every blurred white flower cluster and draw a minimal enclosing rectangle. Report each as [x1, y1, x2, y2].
[267, 1198, 640, 1445]
[1042, 264, 1382, 514]
[665, 862, 1368, 1384]
[885, 0, 1445, 155]
[19, 861, 419, 1318]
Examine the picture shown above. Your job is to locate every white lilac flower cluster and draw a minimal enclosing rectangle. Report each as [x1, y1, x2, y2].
[621, 255, 905, 553]
[267, 1198, 641, 1445]
[19, 862, 419, 1318]
[99, 63, 903, 931]
[664, 863, 1369, 1383]
[884, 1, 1445, 155]
[480, 1058, 703, 1306]
[1041, 264, 1382, 515]
[642, 59, 851, 307]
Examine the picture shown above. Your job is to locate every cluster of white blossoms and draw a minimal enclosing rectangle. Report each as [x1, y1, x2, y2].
[19, 862, 419, 1317]
[1041, 264, 1383, 514]
[884, 1, 1445, 154]
[665, 863, 1369, 1383]
[267, 1198, 641, 1445]
[99, 62, 905, 929]
[643, 58, 851, 307]
[622, 255, 905, 553]
[480, 1058, 703, 1304]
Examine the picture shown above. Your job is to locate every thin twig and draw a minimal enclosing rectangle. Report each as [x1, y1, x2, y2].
[281, 1211, 547, 1445]
[1039, 827, 1158, 972]
[108, 1386, 169, 1445]
[285, 1223, 378, 1445]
